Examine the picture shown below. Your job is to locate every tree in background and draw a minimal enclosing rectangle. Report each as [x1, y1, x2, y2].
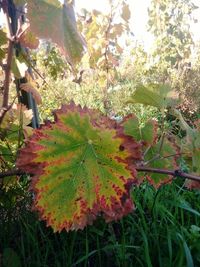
[118, 0, 200, 117]
[148, 0, 196, 71]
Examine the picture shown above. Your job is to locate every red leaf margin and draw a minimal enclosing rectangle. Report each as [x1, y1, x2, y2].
[16, 102, 142, 231]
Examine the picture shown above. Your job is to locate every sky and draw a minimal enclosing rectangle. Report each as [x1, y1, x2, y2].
[75, 0, 200, 51]
[75, 0, 153, 50]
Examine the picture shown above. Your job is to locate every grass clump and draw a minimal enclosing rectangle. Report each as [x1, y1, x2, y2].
[1, 180, 200, 267]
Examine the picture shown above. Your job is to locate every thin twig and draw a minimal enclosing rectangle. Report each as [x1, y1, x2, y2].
[144, 153, 160, 166]
[103, 2, 113, 113]
[136, 166, 200, 182]
[145, 132, 166, 165]
[158, 132, 165, 154]
[2, 40, 13, 107]
[0, 166, 200, 183]
[160, 152, 188, 160]
[2, 1, 14, 108]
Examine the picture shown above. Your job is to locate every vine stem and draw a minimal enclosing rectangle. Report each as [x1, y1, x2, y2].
[136, 166, 200, 182]
[2, 0, 14, 108]
[0, 0, 14, 125]
[2, 39, 13, 107]
[0, 167, 200, 183]
[102, 1, 113, 113]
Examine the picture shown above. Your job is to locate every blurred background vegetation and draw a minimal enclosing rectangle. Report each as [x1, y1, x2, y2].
[32, 0, 200, 123]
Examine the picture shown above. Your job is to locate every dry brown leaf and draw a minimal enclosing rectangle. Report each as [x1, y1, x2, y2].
[19, 24, 40, 49]
[107, 54, 119, 67]
[20, 83, 42, 105]
[23, 125, 34, 139]
[122, 3, 131, 21]
[26, 0, 85, 66]
[116, 44, 123, 54]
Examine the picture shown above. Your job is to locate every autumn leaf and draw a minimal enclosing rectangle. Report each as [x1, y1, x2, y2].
[116, 44, 123, 54]
[0, 104, 33, 140]
[18, 24, 39, 49]
[20, 83, 42, 105]
[109, 24, 124, 38]
[16, 102, 141, 232]
[23, 0, 86, 66]
[107, 54, 119, 67]
[121, 3, 131, 22]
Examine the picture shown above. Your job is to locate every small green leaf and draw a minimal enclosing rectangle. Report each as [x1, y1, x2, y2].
[122, 115, 157, 146]
[129, 84, 179, 109]
[123, 115, 141, 142]
[141, 120, 157, 146]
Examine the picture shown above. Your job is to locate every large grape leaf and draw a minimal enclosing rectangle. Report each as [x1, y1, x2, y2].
[16, 103, 141, 232]
[129, 84, 179, 109]
[14, 0, 85, 66]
